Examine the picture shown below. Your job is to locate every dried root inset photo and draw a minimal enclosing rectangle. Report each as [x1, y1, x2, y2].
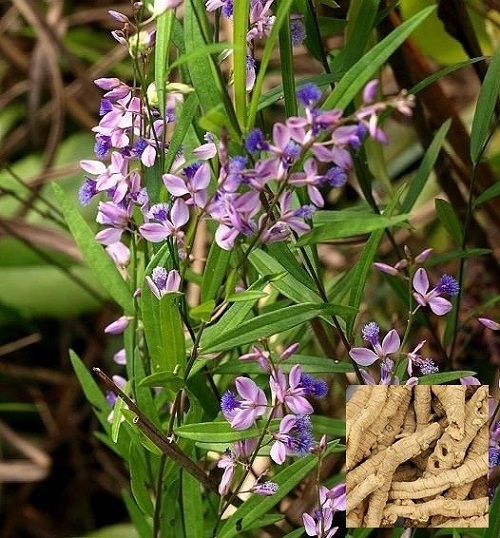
[346, 385, 489, 528]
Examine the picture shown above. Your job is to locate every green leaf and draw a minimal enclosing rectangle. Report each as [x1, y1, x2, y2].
[122, 491, 153, 538]
[331, 0, 378, 74]
[278, 10, 297, 118]
[129, 442, 155, 517]
[473, 180, 500, 209]
[402, 119, 451, 213]
[201, 242, 232, 303]
[111, 390, 128, 443]
[138, 371, 184, 391]
[311, 416, 346, 438]
[426, 248, 491, 267]
[214, 354, 353, 375]
[165, 93, 200, 172]
[435, 198, 463, 246]
[52, 183, 133, 313]
[184, 0, 239, 134]
[226, 290, 268, 302]
[409, 57, 486, 96]
[199, 103, 240, 141]
[470, 47, 500, 164]
[168, 42, 235, 73]
[155, 8, 175, 115]
[199, 275, 278, 349]
[182, 471, 204, 538]
[233, 0, 250, 129]
[283, 528, 308, 538]
[485, 487, 500, 538]
[249, 249, 321, 305]
[296, 212, 409, 246]
[322, 6, 435, 110]
[69, 350, 111, 434]
[174, 421, 266, 443]
[202, 303, 356, 353]
[141, 286, 186, 375]
[218, 441, 343, 538]
[189, 300, 215, 322]
[418, 371, 477, 385]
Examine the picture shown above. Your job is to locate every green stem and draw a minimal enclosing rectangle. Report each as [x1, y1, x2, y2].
[233, 0, 249, 131]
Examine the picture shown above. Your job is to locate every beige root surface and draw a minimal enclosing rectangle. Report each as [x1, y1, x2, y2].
[346, 385, 489, 528]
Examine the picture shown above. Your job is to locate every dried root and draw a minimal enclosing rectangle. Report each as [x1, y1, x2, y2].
[346, 385, 489, 528]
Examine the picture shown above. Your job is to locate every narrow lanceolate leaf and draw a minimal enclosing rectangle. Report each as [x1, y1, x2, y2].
[174, 421, 267, 443]
[347, 186, 406, 337]
[470, 47, 500, 164]
[218, 441, 343, 538]
[199, 275, 278, 349]
[402, 119, 451, 213]
[214, 354, 354, 375]
[200, 242, 232, 303]
[435, 198, 463, 246]
[418, 371, 476, 385]
[154, 8, 175, 115]
[52, 183, 132, 313]
[331, 0, 378, 74]
[129, 442, 155, 517]
[202, 303, 356, 353]
[69, 350, 111, 434]
[182, 472, 204, 538]
[248, 249, 321, 305]
[485, 483, 500, 538]
[295, 212, 409, 246]
[233, 0, 250, 129]
[141, 286, 186, 374]
[322, 6, 434, 110]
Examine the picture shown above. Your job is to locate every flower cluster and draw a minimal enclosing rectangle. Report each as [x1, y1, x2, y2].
[302, 483, 346, 538]
[349, 322, 439, 384]
[218, 343, 327, 496]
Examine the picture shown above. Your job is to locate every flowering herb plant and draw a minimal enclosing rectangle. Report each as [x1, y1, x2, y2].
[50, 0, 500, 536]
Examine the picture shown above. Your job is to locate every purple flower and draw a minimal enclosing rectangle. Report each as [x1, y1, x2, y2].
[413, 268, 455, 316]
[290, 15, 306, 47]
[270, 414, 314, 464]
[246, 55, 256, 92]
[239, 346, 271, 371]
[300, 374, 328, 397]
[95, 201, 131, 245]
[140, 198, 189, 243]
[289, 159, 325, 207]
[270, 365, 313, 415]
[79, 178, 98, 206]
[104, 316, 131, 335]
[479, 317, 500, 330]
[221, 377, 267, 430]
[490, 446, 500, 467]
[349, 323, 400, 367]
[162, 162, 210, 208]
[247, 0, 275, 42]
[436, 274, 460, 296]
[362, 80, 379, 104]
[251, 481, 279, 496]
[245, 128, 269, 152]
[323, 166, 347, 188]
[145, 267, 181, 299]
[302, 508, 336, 538]
[217, 449, 237, 495]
